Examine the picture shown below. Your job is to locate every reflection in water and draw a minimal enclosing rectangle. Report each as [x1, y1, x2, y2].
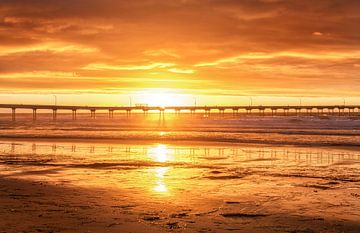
[1, 140, 360, 200]
[154, 182, 168, 193]
[148, 144, 173, 163]
[2, 141, 360, 167]
[153, 167, 169, 194]
[159, 131, 167, 136]
[148, 145, 171, 194]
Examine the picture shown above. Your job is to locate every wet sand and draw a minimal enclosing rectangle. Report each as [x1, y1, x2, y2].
[1, 174, 359, 232]
[0, 177, 163, 232]
[1, 141, 360, 232]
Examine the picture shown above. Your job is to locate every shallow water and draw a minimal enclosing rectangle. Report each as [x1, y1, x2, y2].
[1, 113, 360, 198]
[1, 113, 360, 147]
[1, 139, 359, 189]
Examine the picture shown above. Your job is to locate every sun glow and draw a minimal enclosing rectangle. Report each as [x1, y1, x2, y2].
[148, 144, 172, 163]
[153, 167, 169, 193]
[148, 146, 172, 194]
[133, 89, 190, 107]
[154, 182, 168, 193]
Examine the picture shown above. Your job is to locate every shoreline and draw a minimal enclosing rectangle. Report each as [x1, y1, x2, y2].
[0, 136, 360, 152]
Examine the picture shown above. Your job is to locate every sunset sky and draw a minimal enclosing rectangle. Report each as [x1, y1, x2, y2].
[1, 0, 360, 106]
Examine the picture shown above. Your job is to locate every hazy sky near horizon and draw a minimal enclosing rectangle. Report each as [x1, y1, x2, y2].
[1, 0, 360, 104]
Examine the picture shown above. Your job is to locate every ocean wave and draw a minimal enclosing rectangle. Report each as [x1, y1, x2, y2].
[49, 128, 360, 136]
[0, 133, 360, 148]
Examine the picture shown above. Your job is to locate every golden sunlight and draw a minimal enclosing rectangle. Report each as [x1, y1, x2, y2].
[148, 146, 172, 194]
[153, 182, 168, 193]
[148, 144, 173, 163]
[153, 167, 169, 193]
[134, 89, 190, 107]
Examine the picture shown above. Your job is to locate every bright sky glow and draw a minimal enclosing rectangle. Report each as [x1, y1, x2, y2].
[1, 1, 360, 105]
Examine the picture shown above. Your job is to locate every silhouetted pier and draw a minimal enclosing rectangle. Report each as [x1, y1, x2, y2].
[0, 104, 359, 121]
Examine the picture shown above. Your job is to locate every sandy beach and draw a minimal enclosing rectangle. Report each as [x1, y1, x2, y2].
[1, 139, 359, 233]
[1, 169, 359, 232]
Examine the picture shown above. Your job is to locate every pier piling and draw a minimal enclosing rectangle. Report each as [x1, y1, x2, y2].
[52, 109, 57, 121]
[72, 110, 77, 120]
[32, 109, 37, 121]
[11, 108, 15, 121]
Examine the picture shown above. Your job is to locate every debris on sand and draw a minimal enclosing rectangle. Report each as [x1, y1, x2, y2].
[225, 201, 240, 204]
[166, 222, 180, 229]
[111, 204, 136, 209]
[221, 213, 268, 218]
[143, 216, 160, 221]
[288, 228, 315, 233]
[107, 222, 121, 227]
[170, 212, 189, 218]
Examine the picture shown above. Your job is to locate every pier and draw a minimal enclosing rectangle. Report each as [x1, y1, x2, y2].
[0, 104, 359, 121]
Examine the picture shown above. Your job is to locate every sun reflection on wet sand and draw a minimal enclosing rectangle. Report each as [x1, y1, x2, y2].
[148, 144, 173, 163]
[155, 167, 169, 178]
[159, 131, 167, 136]
[147, 145, 173, 195]
[153, 167, 170, 194]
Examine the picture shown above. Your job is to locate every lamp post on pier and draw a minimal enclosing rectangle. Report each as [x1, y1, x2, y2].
[249, 97, 253, 107]
[53, 95, 57, 106]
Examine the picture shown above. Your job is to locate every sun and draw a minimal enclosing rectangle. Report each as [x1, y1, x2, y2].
[145, 93, 183, 107]
[134, 89, 190, 107]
